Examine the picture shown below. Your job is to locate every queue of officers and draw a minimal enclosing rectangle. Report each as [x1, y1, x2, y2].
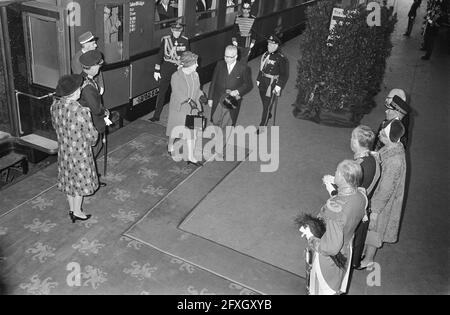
[49, 2, 410, 296]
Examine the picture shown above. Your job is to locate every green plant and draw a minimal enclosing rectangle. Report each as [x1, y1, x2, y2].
[293, 0, 396, 127]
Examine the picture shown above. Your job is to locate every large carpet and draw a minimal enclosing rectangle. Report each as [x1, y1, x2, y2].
[0, 124, 259, 294]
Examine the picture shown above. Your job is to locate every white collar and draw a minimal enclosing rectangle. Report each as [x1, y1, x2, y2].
[227, 61, 236, 72]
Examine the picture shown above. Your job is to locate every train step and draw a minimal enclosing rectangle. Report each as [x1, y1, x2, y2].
[19, 134, 58, 155]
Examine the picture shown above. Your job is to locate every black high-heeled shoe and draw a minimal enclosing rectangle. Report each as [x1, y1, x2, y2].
[69, 211, 92, 223]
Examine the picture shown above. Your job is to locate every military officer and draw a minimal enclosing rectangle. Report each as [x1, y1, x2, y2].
[150, 22, 190, 122]
[231, 1, 257, 63]
[256, 34, 288, 128]
[374, 89, 411, 150]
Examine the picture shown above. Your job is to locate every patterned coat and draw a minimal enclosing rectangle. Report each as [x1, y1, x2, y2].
[50, 98, 99, 196]
[368, 143, 406, 247]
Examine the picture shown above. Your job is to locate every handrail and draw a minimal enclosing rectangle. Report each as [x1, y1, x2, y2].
[14, 90, 55, 135]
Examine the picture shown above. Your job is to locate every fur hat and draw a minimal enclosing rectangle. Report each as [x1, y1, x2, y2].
[180, 51, 198, 68]
[55, 74, 83, 97]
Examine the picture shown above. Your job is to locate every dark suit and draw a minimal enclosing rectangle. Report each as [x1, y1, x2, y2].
[156, 1, 177, 23]
[208, 60, 252, 126]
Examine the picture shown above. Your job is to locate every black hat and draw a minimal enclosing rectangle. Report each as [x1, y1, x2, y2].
[388, 95, 410, 115]
[55, 74, 83, 97]
[170, 22, 184, 31]
[384, 119, 405, 143]
[267, 34, 281, 45]
[222, 94, 239, 110]
[79, 50, 104, 67]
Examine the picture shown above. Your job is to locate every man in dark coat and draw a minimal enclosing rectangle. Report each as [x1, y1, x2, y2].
[79, 50, 115, 187]
[404, 0, 422, 36]
[156, 0, 177, 27]
[208, 45, 253, 126]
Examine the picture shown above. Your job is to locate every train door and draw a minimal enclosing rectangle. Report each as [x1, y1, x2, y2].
[95, 0, 130, 111]
[15, 1, 70, 152]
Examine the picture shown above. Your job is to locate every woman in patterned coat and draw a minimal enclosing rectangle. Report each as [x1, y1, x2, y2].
[360, 119, 407, 268]
[50, 74, 98, 222]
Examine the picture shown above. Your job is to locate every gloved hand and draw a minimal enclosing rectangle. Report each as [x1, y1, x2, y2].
[208, 100, 213, 108]
[250, 42, 255, 49]
[154, 72, 161, 81]
[273, 85, 281, 96]
[299, 226, 313, 240]
[229, 90, 240, 98]
[369, 212, 378, 230]
[256, 81, 260, 87]
[99, 86, 105, 95]
[232, 41, 238, 47]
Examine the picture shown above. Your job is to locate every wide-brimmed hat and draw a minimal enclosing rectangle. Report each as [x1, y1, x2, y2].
[180, 51, 198, 68]
[55, 74, 83, 97]
[78, 31, 97, 45]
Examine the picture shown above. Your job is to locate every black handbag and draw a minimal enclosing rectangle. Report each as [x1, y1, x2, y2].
[184, 99, 207, 131]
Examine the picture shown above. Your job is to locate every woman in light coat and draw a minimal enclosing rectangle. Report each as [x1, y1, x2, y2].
[360, 119, 407, 268]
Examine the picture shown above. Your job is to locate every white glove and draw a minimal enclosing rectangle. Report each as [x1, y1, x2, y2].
[229, 90, 240, 98]
[322, 175, 335, 196]
[273, 85, 281, 96]
[232, 41, 238, 46]
[104, 116, 112, 126]
[250, 42, 255, 49]
[256, 81, 260, 87]
[99, 87, 104, 95]
[154, 72, 161, 81]
[362, 214, 369, 223]
[299, 226, 314, 240]
[207, 100, 213, 108]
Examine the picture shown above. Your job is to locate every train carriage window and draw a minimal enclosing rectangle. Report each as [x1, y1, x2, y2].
[103, 4, 124, 63]
[226, 0, 242, 14]
[25, 14, 60, 88]
[155, 0, 184, 30]
[196, 0, 217, 20]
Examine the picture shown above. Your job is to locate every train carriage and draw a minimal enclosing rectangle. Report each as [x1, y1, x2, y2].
[0, 0, 316, 165]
